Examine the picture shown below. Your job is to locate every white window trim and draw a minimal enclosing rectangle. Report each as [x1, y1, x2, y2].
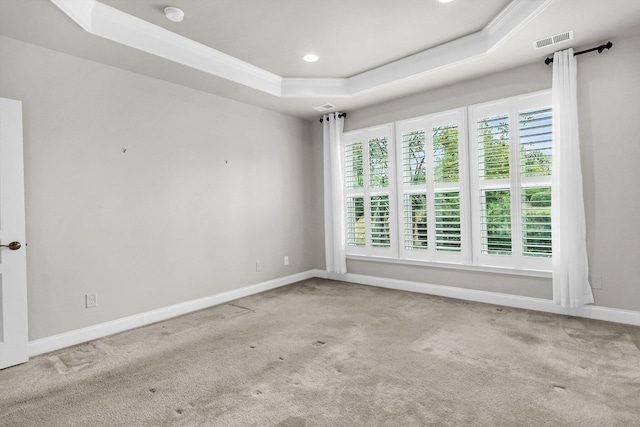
[343, 123, 397, 259]
[346, 254, 552, 278]
[469, 91, 552, 271]
[395, 108, 470, 265]
[342, 89, 553, 275]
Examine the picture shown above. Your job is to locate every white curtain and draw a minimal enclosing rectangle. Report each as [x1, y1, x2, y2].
[551, 49, 594, 308]
[323, 113, 347, 275]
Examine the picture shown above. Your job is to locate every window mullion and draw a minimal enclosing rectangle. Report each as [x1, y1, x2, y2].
[459, 108, 473, 265]
[362, 135, 372, 249]
[425, 121, 436, 256]
[387, 124, 398, 258]
[510, 105, 523, 265]
[467, 106, 481, 265]
[394, 125, 405, 258]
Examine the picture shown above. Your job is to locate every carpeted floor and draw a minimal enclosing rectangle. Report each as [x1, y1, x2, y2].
[1, 278, 639, 426]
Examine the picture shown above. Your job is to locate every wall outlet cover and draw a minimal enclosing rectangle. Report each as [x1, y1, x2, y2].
[86, 293, 98, 308]
[591, 276, 603, 290]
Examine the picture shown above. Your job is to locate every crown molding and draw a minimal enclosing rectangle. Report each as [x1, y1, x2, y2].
[51, 0, 283, 96]
[281, 78, 349, 98]
[51, 0, 553, 99]
[347, 31, 488, 96]
[484, 0, 555, 53]
[51, 0, 94, 31]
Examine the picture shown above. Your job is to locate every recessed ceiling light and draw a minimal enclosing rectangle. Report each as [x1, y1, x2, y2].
[164, 7, 184, 22]
[438, 0, 455, 3]
[303, 54, 319, 63]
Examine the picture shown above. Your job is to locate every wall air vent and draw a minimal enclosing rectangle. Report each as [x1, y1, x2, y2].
[313, 103, 336, 112]
[533, 30, 574, 49]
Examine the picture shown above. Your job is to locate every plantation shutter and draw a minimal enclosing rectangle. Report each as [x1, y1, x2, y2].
[343, 90, 552, 271]
[397, 111, 466, 263]
[343, 125, 395, 257]
[369, 136, 391, 248]
[401, 128, 428, 251]
[433, 124, 462, 253]
[345, 141, 364, 247]
[476, 111, 513, 258]
[519, 106, 553, 259]
[471, 92, 553, 270]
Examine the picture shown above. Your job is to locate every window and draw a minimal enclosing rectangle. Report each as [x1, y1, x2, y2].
[469, 91, 552, 270]
[344, 124, 396, 257]
[342, 90, 552, 272]
[396, 110, 467, 263]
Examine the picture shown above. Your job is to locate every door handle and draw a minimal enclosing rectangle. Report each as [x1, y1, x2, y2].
[0, 241, 21, 250]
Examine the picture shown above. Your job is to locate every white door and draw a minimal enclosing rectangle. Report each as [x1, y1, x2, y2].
[0, 97, 28, 369]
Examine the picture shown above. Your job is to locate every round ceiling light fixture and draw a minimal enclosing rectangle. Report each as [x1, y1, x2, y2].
[303, 53, 319, 63]
[164, 7, 184, 22]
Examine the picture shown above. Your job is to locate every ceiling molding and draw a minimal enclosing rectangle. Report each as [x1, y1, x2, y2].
[484, 0, 554, 53]
[50, 0, 283, 96]
[51, 0, 554, 99]
[281, 78, 349, 98]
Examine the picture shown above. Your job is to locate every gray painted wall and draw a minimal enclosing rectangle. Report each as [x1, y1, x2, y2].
[577, 34, 640, 311]
[336, 33, 640, 311]
[0, 36, 323, 341]
[2, 28, 637, 344]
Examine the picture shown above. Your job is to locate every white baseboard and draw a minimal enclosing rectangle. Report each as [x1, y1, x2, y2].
[28, 268, 640, 357]
[28, 270, 322, 357]
[336, 272, 640, 327]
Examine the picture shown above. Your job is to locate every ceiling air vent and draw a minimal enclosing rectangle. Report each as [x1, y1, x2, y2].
[533, 30, 574, 49]
[313, 103, 336, 112]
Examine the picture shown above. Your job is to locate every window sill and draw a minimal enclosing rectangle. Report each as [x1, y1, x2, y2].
[346, 255, 552, 278]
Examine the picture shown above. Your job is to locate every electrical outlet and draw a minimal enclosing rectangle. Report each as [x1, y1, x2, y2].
[284, 256, 289, 266]
[86, 293, 97, 308]
[591, 275, 603, 290]
[256, 262, 262, 272]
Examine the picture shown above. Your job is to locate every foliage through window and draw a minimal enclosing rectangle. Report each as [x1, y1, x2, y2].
[471, 92, 552, 269]
[342, 91, 552, 271]
[343, 126, 395, 256]
[397, 111, 465, 263]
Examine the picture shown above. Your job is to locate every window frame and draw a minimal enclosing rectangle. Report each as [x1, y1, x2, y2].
[341, 89, 553, 274]
[469, 91, 552, 271]
[395, 109, 470, 264]
[343, 124, 397, 259]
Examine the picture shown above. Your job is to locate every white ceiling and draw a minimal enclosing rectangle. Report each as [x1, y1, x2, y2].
[98, 0, 511, 78]
[1, 0, 639, 119]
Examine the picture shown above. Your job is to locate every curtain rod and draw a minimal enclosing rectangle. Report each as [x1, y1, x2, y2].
[319, 112, 347, 123]
[544, 41, 612, 65]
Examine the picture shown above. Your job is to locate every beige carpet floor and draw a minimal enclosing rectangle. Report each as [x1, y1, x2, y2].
[1, 278, 639, 426]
